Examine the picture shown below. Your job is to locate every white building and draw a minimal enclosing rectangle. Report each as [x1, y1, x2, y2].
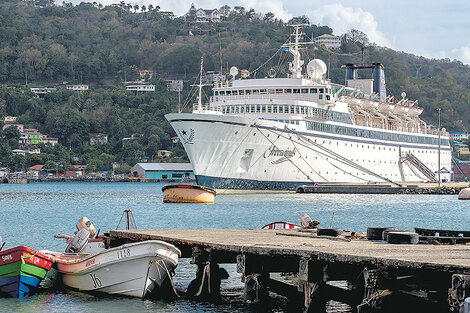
[30, 87, 57, 98]
[450, 133, 470, 141]
[66, 84, 89, 92]
[314, 34, 341, 49]
[126, 85, 155, 93]
[187, 4, 220, 23]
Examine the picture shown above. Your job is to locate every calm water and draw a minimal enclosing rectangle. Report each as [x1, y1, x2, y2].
[0, 182, 468, 312]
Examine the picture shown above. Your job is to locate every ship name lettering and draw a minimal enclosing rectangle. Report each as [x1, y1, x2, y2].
[2, 255, 12, 262]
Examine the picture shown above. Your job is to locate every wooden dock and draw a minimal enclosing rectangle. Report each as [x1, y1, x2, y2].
[106, 228, 470, 312]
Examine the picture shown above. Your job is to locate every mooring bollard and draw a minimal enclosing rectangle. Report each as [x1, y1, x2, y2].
[458, 188, 470, 200]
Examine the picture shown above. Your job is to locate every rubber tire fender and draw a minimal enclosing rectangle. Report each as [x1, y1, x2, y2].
[367, 227, 396, 240]
[382, 229, 409, 241]
[317, 228, 343, 237]
[386, 231, 419, 244]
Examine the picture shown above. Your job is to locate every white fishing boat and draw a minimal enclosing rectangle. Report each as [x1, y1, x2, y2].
[42, 240, 181, 298]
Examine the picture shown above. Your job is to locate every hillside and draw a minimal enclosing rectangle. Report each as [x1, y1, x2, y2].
[0, 0, 469, 172]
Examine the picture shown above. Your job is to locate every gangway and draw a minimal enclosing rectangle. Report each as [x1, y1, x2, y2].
[399, 149, 436, 182]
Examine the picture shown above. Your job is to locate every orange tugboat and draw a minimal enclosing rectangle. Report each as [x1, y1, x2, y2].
[162, 184, 216, 203]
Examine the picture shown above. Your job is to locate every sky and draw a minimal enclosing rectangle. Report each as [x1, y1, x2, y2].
[60, 0, 470, 64]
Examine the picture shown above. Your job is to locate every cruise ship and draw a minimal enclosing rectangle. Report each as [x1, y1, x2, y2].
[166, 25, 451, 190]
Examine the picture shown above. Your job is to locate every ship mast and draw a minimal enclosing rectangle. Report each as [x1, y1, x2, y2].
[197, 56, 204, 111]
[282, 25, 312, 79]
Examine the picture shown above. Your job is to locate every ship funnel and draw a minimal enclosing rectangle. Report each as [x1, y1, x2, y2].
[345, 64, 357, 81]
[372, 63, 386, 101]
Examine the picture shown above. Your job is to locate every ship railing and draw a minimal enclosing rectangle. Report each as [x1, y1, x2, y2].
[210, 93, 332, 103]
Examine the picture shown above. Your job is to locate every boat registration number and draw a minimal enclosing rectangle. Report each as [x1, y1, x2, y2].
[117, 248, 131, 259]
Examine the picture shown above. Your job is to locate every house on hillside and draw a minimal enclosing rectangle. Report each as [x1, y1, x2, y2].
[3, 116, 17, 123]
[2, 123, 24, 132]
[90, 134, 108, 145]
[450, 132, 470, 141]
[126, 84, 155, 94]
[314, 34, 341, 49]
[139, 69, 154, 79]
[66, 84, 89, 92]
[186, 3, 220, 23]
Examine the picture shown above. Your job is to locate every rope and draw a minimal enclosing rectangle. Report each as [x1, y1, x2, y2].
[252, 38, 290, 76]
[21, 251, 38, 264]
[266, 127, 371, 182]
[156, 259, 181, 298]
[254, 126, 316, 184]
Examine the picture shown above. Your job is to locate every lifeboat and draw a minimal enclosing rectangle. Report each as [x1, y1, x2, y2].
[162, 184, 216, 203]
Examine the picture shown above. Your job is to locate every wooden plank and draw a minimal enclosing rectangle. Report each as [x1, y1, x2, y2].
[107, 229, 470, 273]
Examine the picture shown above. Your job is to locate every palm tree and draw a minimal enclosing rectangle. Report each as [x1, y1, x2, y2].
[133, 4, 139, 12]
[148, 4, 153, 11]
[141, 5, 146, 13]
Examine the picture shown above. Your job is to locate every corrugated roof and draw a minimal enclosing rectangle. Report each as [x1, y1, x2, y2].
[135, 163, 193, 171]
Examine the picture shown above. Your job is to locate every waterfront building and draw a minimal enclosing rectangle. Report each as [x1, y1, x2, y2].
[130, 163, 194, 180]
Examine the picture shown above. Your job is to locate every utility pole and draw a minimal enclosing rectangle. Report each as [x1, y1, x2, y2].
[437, 108, 441, 187]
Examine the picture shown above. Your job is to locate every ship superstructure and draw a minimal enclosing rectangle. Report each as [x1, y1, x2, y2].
[166, 25, 451, 190]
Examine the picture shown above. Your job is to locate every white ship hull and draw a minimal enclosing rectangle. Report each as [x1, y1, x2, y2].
[167, 113, 452, 190]
[44, 240, 181, 298]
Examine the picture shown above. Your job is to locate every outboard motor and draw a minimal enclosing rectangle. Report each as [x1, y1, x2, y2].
[76, 217, 97, 238]
[65, 229, 90, 253]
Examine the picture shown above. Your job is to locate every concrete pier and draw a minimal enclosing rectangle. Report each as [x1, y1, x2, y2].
[106, 228, 470, 312]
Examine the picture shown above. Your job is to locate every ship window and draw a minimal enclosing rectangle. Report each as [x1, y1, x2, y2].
[232, 90, 238, 95]
[302, 88, 308, 93]
[214, 91, 219, 96]
[239, 90, 245, 95]
[319, 95, 323, 100]
[253, 89, 260, 94]
[276, 89, 283, 93]
[326, 95, 331, 100]
[310, 88, 317, 93]
[268, 89, 275, 94]
[273, 105, 278, 113]
[267, 105, 272, 113]
[293, 89, 300, 94]
[284, 88, 292, 93]
[246, 90, 251, 95]
[290, 106, 295, 114]
[260, 89, 267, 94]
[319, 88, 324, 93]
[240, 106, 245, 113]
[256, 105, 261, 113]
[262, 105, 266, 112]
[220, 90, 225, 95]
[226, 90, 232, 95]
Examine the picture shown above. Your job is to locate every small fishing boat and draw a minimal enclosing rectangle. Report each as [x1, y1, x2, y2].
[42, 240, 181, 298]
[261, 221, 302, 229]
[0, 246, 54, 297]
[162, 184, 216, 203]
